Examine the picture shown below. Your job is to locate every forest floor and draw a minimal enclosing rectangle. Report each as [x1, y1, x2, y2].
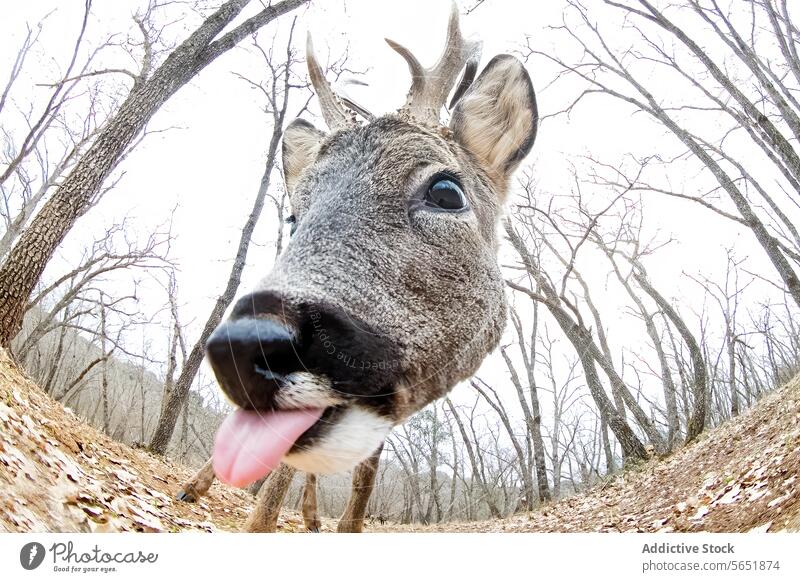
[0, 348, 330, 532]
[1, 347, 799, 533]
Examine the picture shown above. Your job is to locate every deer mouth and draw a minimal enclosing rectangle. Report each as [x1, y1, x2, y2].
[214, 399, 397, 484]
[213, 404, 387, 485]
[213, 406, 327, 488]
[206, 295, 403, 485]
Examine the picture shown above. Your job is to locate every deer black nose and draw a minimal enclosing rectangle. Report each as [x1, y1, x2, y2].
[205, 318, 300, 410]
[210, 290, 404, 409]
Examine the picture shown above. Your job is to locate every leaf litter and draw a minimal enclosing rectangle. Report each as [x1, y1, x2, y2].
[1, 347, 798, 534]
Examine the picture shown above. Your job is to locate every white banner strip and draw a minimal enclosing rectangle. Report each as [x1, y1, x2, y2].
[2, 533, 798, 581]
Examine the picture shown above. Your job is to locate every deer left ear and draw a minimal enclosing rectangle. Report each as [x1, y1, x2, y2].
[282, 118, 326, 193]
[450, 55, 538, 194]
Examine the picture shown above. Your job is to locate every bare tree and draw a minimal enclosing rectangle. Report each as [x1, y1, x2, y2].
[12, 219, 170, 362]
[594, 236, 681, 448]
[504, 198, 650, 461]
[536, 326, 586, 497]
[444, 397, 503, 519]
[499, 301, 552, 503]
[0, 4, 144, 260]
[527, 0, 800, 312]
[0, 0, 308, 346]
[687, 251, 754, 418]
[629, 260, 709, 442]
[149, 17, 306, 453]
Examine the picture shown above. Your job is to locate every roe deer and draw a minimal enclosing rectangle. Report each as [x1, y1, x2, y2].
[183, 2, 538, 532]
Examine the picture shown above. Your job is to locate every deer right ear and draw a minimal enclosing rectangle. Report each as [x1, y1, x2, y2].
[450, 55, 538, 196]
[282, 118, 326, 193]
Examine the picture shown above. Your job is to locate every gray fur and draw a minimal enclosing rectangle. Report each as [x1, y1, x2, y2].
[278, 115, 508, 421]
[277, 53, 537, 419]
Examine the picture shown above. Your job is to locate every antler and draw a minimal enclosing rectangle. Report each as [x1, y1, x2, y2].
[386, 1, 482, 125]
[306, 34, 359, 131]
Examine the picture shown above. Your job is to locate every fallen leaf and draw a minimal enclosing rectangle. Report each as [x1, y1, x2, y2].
[689, 505, 709, 521]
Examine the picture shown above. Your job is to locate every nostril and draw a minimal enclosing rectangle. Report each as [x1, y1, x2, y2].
[206, 318, 301, 410]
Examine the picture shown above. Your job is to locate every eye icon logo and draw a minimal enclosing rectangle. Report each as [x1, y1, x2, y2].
[20, 542, 46, 570]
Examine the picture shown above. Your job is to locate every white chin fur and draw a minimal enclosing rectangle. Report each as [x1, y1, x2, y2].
[274, 371, 345, 409]
[283, 406, 392, 474]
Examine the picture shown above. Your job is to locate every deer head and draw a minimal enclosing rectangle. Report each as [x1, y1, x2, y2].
[209, 3, 538, 486]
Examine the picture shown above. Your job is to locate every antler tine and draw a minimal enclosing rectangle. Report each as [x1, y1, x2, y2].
[386, 1, 482, 124]
[384, 37, 426, 99]
[306, 34, 358, 131]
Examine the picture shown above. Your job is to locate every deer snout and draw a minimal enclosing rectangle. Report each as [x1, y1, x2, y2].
[205, 316, 301, 410]
[207, 290, 404, 413]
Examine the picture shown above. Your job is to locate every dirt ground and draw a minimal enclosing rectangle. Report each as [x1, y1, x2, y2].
[1, 347, 798, 533]
[0, 349, 331, 532]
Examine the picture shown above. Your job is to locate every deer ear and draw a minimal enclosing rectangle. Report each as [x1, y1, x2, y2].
[450, 55, 538, 194]
[282, 118, 326, 193]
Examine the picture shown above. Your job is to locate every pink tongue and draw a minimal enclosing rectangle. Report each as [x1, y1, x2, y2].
[213, 408, 324, 488]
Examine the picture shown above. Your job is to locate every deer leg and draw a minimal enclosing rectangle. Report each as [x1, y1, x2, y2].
[336, 442, 384, 533]
[301, 474, 322, 532]
[243, 463, 296, 532]
[176, 457, 215, 503]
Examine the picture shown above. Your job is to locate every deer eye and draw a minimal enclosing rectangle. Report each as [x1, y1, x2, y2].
[424, 176, 467, 211]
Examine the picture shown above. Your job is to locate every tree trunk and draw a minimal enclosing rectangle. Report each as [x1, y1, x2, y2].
[605, 251, 680, 448]
[444, 398, 502, 518]
[632, 270, 708, 443]
[504, 222, 649, 461]
[727, 326, 740, 417]
[99, 300, 110, 434]
[505, 305, 551, 502]
[600, 416, 616, 473]
[444, 412, 460, 520]
[148, 90, 287, 453]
